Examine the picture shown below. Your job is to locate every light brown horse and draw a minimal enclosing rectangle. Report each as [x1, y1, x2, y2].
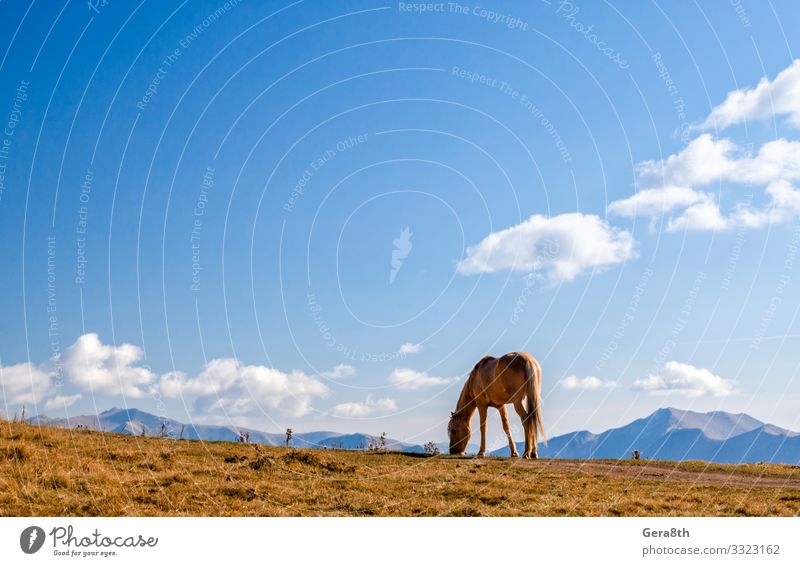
[448, 352, 545, 458]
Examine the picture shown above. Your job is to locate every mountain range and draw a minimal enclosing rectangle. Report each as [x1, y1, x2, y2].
[491, 407, 800, 464]
[28, 406, 800, 464]
[28, 407, 433, 452]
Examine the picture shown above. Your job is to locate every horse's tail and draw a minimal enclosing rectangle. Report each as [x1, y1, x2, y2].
[525, 358, 546, 446]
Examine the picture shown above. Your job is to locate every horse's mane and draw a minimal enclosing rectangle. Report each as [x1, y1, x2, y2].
[453, 355, 495, 419]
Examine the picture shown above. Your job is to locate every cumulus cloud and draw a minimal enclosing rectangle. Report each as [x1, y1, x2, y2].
[330, 395, 397, 417]
[607, 186, 708, 218]
[398, 342, 422, 355]
[320, 364, 356, 379]
[634, 135, 739, 189]
[634, 135, 800, 190]
[156, 371, 189, 399]
[1, 333, 158, 408]
[456, 213, 636, 283]
[1, 334, 332, 419]
[388, 368, 458, 390]
[44, 394, 82, 410]
[60, 333, 156, 398]
[700, 59, 800, 130]
[632, 361, 737, 397]
[0, 361, 54, 405]
[666, 197, 730, 231]
[561, 375, 619, 391]
[159, 358, 329, 417]
[728, 179, 800, 229]
[609, 134, 800, 231]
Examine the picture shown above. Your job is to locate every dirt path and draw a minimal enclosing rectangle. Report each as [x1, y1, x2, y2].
[518, 459, 800, 490]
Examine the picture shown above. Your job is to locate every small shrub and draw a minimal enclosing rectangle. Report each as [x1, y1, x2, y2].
[283, 450, 321, 467]
[3, 445, 27, 462]
[249, 455, 275, 471]
[281, 450, 354, 473]
[479, 494, 508, 506]
[321, 460, 356, 474]
[43, 475, 70, 489]
[424, 441, 440, 455]
[367, 433, 388, 452]
[220, 487, 258, 501]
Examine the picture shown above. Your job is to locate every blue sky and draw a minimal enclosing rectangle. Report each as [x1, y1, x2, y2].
[2, 0, 800, 446]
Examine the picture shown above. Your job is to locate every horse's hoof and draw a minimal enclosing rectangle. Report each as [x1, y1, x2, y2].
[510, 452, 519, 458]
[477, 452, 485, 458]
[522, 454, 530, 460]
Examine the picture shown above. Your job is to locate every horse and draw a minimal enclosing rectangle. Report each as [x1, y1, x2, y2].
[447, 352, 546, 458]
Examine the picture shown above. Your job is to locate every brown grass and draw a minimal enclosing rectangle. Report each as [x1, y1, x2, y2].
[1, 420, 798, 516]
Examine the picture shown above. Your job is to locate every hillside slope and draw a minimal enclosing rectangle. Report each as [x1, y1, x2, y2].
[2, 419, 799, 516]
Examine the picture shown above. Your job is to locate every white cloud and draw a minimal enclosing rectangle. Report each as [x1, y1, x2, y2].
[398, 342, 422, 355]
[635, 135, 739, 188]
[156, 371, 189, 399]
[159, 358, 329, 417]
[610, 134, 800, 231]
[742, 138, 800, 183]
[635, 135, 800, 189]
[634, 134, 800, 187]
[44, 394, 82, 410]
[388, 368, 458, 390]
[632, 361, 737, 397]
[561, 375, 619, 391]
[729, 180, 800, 228]
[3, 334, 334, 419]
[320, 364, 356, 379]
[647, 62, 800, 231]
[330, 395, 397, 417]
[0, 361, 54, 405]
[700, 59, 800, 129]
[456, 213, 636, 283]
[662, 178, 800, 233]
[60, 333, 156, 398]
[608, 186, 707, 218]
[666, 197, 730, 231]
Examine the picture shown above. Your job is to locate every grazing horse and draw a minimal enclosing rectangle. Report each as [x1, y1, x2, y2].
[448, 352, 545, 458]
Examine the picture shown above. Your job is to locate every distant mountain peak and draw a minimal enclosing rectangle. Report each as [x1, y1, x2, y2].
[642, 407, 764, 441]
[491, 407, 799, 464]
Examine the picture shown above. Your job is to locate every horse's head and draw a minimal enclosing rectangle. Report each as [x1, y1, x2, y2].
[447, 410, 471, 455]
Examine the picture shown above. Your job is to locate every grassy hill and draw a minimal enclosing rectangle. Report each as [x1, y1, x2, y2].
[2, 419, 800, 516]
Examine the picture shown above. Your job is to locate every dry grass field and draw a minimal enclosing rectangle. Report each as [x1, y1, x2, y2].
[2, 420, 800, 516]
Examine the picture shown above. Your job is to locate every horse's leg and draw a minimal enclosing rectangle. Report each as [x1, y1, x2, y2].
[529, 408, 539, 459]
[498, 405, 518, 457]
[477, 404, 488, 457]
[513, 400, 531, 459]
